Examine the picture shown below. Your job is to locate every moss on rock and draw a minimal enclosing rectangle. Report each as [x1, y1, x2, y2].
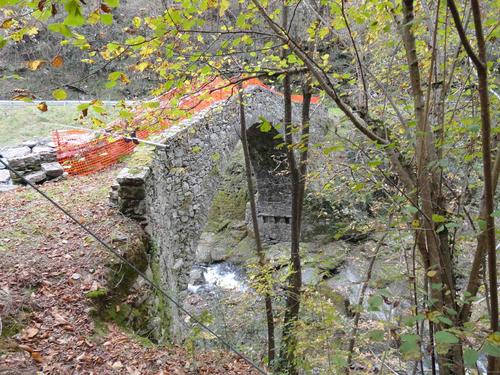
[204, 146, 248, 233]
[85, 233, 170, 343]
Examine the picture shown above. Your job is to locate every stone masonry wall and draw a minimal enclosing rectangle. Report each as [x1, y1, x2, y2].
[112, 85, 330, 339]
[0, 139, 65, 191]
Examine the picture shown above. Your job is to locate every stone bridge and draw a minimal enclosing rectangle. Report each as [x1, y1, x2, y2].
[110, 84, 330, 338]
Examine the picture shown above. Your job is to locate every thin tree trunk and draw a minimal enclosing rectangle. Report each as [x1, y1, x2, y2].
[346, 232, 388, 372]
[460, 147, 500, 322]
[447, 0, 498, 371]
[400, 1, 464, 373]
[276, 6, 313, 373]
[238, 87, 276, 367]
[297, 79, 312, 231]
[469, 1, 498, 372]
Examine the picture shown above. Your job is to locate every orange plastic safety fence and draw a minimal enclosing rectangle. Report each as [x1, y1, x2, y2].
[53, 78, 319, 176]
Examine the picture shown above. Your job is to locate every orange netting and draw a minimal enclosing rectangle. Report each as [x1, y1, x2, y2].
[53, 78, 319, 176]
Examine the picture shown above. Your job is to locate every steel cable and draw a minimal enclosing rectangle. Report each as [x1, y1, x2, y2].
[0, 158, 267, 375]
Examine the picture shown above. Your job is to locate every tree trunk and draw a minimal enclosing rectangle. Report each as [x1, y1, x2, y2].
[447, 0, 498, 371]
[470, 1, 498, 372]
[238, 87, 276, 367]
[400, 0, 464, 373]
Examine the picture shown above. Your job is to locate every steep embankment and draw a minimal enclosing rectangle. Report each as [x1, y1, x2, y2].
[0, 165, 259, 374]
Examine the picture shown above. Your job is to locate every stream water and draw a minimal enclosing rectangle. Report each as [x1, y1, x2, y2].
[185, 259, 489, 374]
[188, 262, 247, 293]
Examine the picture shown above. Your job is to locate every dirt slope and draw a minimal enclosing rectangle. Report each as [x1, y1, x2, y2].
[0, 165, 259, 374]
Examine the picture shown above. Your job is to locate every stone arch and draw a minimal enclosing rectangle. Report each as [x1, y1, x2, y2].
[246, 122, 291, 243]
[112, 85, 330, 339]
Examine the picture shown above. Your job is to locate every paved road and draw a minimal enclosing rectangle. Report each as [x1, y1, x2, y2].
[0, 100, 135, 107]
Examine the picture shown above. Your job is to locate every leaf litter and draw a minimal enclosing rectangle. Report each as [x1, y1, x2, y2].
[0, 165, 260, 374]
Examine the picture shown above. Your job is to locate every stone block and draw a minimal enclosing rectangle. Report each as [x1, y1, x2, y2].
[32, 146, 57, 163]
[195, 232, 213, 264]
[22, 140, 38, 148]
[116, 167, 150, 186]
[109, 190, 118, 203]
[189, 268, 205, 285]
[119, 185, 146, 200]
[24, 170, 46, 184]
[2, 146, 31, 160]
[41, 162, 64, 178]
[0, 169, 10, 184]
[7, 153, 41, 170]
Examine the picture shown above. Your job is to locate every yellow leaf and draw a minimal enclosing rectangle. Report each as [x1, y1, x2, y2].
[37, 102, 48, 112]
[119, 73, 130, 84]
[135, 62, 149, 72]
[52, 88, 67, 100]
[11, 94, 28, 101]
[1, 18, 14, 29]
[27, 60, 47, 71]
[51, 55, 64, 68]
[87, 10, 100, 24]
[427, 270, 437, 277]
[487, 332, 500, 344]
[219, 0, 230, 16]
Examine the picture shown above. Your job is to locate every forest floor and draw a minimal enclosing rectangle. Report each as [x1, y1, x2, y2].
[0, 164, 259, 374]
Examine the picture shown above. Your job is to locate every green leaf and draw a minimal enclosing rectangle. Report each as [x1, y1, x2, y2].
[483, 343, 500, 357]
[259, 117, 272, 133]
[100, 13, 113, 25]
[437, 316, 453, 326]
[108, 71, 123, 81]
[367, 160, 382, 168]
[0, 0, 21, 5]
[434, 331, 459, 344]
[77, 103, 90, 111]
[368, 295, 383, 311]
[432, 214, 446, 223]
[323, 144, 345, 155]
[200, 65, 212, 75]
[63, 0, 85, 26]
[119, 110, 133, 119]
[144, 101, 160, 109]
[400, 334, 421, 360]
[48, 23, 73, 38]
[403, 313, 425, 327]
[52, 88, 67, 100]
[445, 222, 460, 229]
[478, 219, 487, 231]
[219, 0, 230, 16]
[483, 336, 500, 358]
[105, 0, 120, 7]
[463, 349, 479, 367]
[405, 205, 418, 214]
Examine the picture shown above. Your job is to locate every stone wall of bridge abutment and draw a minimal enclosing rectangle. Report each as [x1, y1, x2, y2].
[112, 85, 330, 340]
